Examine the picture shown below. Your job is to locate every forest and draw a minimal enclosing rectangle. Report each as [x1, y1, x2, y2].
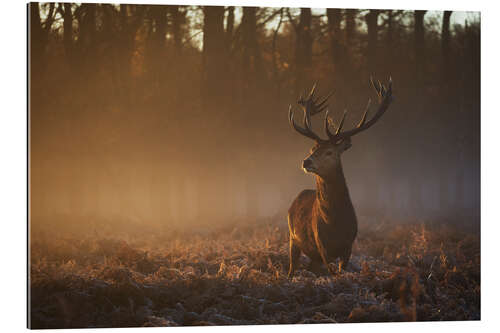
[29, 2, 480, 328]
[30, 3, 480, 226]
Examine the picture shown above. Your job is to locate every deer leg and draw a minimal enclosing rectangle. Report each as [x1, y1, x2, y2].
[315, 242, 336, 276]
[307, 259, 324, 276]
[338, 249, 352, 273]
[288, 239, 301, 278]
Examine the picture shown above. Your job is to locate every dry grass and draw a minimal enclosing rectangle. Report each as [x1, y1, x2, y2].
[29, 217, 480, 328]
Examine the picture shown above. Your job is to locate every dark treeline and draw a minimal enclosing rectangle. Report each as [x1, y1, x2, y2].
[29, 3, 480, 230]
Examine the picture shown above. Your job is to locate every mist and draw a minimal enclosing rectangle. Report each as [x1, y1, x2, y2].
[29, 4, 480, 235]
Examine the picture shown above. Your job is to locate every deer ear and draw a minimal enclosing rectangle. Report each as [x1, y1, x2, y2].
[337, 138, 352, 152]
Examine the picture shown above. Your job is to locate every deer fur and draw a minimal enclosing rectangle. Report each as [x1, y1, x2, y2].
[287, 78, 393, 277]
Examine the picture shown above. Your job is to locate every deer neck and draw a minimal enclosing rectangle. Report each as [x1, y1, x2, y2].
[314, 162, 354, 224]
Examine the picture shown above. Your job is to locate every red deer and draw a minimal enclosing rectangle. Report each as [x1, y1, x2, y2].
[287, 77, 393, 277]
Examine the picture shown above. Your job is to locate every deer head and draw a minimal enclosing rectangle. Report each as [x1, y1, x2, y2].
[289, 78, 393, 180]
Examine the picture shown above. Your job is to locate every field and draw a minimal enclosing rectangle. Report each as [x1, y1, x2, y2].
[29, 217, 480, 328]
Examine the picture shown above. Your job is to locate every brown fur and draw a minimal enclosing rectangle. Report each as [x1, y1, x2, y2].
[287, 78, 392, 277]
[287, 143, 358, 277]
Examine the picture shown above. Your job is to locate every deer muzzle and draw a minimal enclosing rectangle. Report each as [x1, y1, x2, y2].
[302, 158, 316, 173]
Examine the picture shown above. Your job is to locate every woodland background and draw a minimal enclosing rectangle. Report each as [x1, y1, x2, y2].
[29, 3, 480, 231]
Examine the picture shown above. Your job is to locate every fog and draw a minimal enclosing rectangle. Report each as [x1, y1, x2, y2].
[29, 4, 480, 234]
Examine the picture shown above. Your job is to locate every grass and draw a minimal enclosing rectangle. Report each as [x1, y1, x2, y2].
[29, 216, 480, 328]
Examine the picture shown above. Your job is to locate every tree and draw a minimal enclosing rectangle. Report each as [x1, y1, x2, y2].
[345, 9, 357, 48]
[414, 10, 427, 87]
[169, 5, 183, 54]
[365, 10, 380, 72]
[271, 8, 284, 84]
[202, 6, 226, 107]
[343, 8, 357, 73]
[28, 4, 481, 223]
[326, 8, 343, 73]
[29, 3, 55, 74]
[147, 5, 168, 92]
[241, 7, 262, 89]
[76, 4, 97, 51]
[226, 6, 235, 51]
[386, 10, 394, 48]
[58, 3, 74, 67]
[441, 11, 453, 82]
[116, 4, 145, 104]
[288, 8, 313, 94]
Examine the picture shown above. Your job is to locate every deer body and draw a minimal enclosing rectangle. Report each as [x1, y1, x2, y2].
[287, 78, 393, 277]
[288, 154, 358, 276]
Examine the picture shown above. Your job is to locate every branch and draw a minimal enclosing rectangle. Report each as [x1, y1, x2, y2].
[272, 8, 284, 78]
[286, 8, 298, 32]
[257, 8, 283, 29]
[42, 3, 56, 32]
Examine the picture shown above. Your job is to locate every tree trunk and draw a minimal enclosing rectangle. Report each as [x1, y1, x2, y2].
[61, 3, 74, 70]
[386, 10, 394, 48]
[344, 9, 357, 73]
[79, 4, 97, 49]
[241, 7, 262, 90]
[202, 6, 226, 108]
[271, 8, 284, 85]
[152, 6, 167, 46]
[345, 9, 356, 47]
[29, 3, 43, 77]
[30, 3, 55, 72]
[116, 4, 144, 106]
[441, 11, 452, 83]
[30, 3, 42, 44]
[366, 10, 380, 72]
[295, 8, 312, 94]
[150, 6, 168, 93]
[326, 9, 342, 72]
[169, 5, 183, 54]
[75, 3, 97, 75]
[414, 10, 427, 88]
[226, 6, 235, 51]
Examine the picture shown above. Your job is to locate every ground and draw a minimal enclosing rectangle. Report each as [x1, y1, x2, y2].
[29, 216, 480, 328]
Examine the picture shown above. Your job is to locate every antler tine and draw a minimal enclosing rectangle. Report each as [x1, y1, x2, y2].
[289, 104, 324, 142]
[370, 76, 376, 91]
[358, 99, 371, 128]
[309, 82, 317, 99]
[336, 110, 347, 135]
[324, 110, 337, 140]
[313, 90, 335, 115]
[370, 76, 382, 98]
[327, 77, 394, 142]
[303, 101, 312, 129]
[289, 84, 342, 143]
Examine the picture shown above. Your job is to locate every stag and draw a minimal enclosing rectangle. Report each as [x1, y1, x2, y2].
[287, 77, 393, 277]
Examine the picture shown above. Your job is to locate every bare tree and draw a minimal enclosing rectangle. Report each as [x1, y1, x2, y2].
[442, 11, 453, 82]
[288, 8, 313, 95]
[29, 3, 55, 73]
[414, 10, 427, 87]
[365, 10, 380, 72]
[345, 9, 357, 48]
[326, 8, 343, 72]
[202, 6, 226, 107]
[169, 5, 183, 54]
[225, 6, 235, 51]
[241, 7, 262, 87]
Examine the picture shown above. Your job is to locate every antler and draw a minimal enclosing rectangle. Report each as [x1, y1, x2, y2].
[289, 84, 333, 143]
[325, 77, 393, 142]
[289, 77, 393, 143]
